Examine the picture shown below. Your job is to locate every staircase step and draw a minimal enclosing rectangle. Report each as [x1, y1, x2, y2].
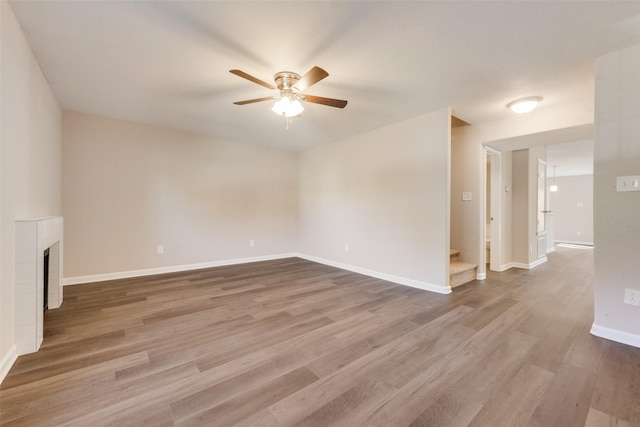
[450, 261, 477, 288]
[450, 249, 461, 262]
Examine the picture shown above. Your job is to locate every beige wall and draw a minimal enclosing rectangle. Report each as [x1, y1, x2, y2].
[298, 109, 451, 292]
[451, 126, 480, 265]
[550, 175, 594, 245]
[511, 150, 529, 264]
[64, 108, 452, 292]
[592, 43, 640, 344]
[1, 2, 62, 370]
[502, 151, 513, 266]
[62, 111, 298, 279]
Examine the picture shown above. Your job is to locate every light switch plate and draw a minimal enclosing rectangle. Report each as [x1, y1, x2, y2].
[624, 288, 640, 306]
[617, 176, 640, 192]
[462, 192, 472, 201]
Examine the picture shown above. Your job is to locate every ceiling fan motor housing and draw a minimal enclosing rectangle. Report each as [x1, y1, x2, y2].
[274, 72, 301, 92]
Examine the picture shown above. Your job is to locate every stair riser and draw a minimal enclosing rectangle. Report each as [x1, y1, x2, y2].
[450, 269, 476, 288]
[449, 249, 475, 288]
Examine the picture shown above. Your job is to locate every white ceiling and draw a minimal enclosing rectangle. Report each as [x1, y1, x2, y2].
[9, 1, 640, 151]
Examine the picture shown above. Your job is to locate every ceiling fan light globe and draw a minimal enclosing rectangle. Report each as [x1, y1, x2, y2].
[271, 97, 290, 116]
[285, 100, 304, 117]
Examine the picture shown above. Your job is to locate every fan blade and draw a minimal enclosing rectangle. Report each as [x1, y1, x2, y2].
[230, 70, 275, 90]
[304, 95, 348, 109]
[293, 66, 329, 92]
[233, 96, 275, 105]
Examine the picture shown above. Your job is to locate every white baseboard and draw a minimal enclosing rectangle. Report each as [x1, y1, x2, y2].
[511, 257, 547, 270]
[295, 253, 451, 294]
[1, 345, 17, 385]
[530, 256, 548, 268]
[476, 272, 486, 280]
[555, 240, 594, 247]
[63, 253, 297, 286]
[591, 323, 640, 349]
[546, 247, 556, 254]
[63, 252, 451, 294]
[491, 262, 515, 272]
[510, 262, 529, 269]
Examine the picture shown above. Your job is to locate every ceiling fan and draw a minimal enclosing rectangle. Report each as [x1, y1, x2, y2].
[230, 66, 348, 120]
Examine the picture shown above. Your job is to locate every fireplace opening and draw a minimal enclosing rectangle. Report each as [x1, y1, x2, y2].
[43, 247, 50, 312]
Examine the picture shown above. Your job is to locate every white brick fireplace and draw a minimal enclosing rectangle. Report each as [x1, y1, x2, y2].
[15, 217, 63, 355]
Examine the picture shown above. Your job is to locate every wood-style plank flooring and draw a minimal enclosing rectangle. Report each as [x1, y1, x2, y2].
[2, 246, 640, 426]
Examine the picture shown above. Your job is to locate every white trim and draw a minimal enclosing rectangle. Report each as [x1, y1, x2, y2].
[591, 323, 640, 349]
[546, 246, 556, 254]
[489, 262, 516, 272]
[503, 262, 516, 270]
[63, 252, 452, 294]
[15, 217, 63, 355]
[511, 257, 547, 270]
[530, 256, 548, 268]
[1, 345, 17, 385]
[555, 240, 594, 247]
[296, 253, 451, 295]
[510, 263, 531, 269]
[484, 146, 504, 279]
[476, 272, 486, 280]
[63, 253, 297, 286]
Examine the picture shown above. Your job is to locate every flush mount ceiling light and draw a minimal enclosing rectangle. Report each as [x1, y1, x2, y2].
[507, 96, 542, 114]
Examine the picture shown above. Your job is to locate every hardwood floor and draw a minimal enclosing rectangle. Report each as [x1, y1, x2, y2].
[2, 247, 640, 426]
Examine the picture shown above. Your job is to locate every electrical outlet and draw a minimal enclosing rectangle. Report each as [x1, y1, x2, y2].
[344, 244, 349, 252]
[249, 240, 255, 247]
[157, 245, 164, 254]
[624, 288, 640, 307]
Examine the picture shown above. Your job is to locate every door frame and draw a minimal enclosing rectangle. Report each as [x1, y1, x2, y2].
[536, 158, 548, 260]
[484, 146, 503, 273]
